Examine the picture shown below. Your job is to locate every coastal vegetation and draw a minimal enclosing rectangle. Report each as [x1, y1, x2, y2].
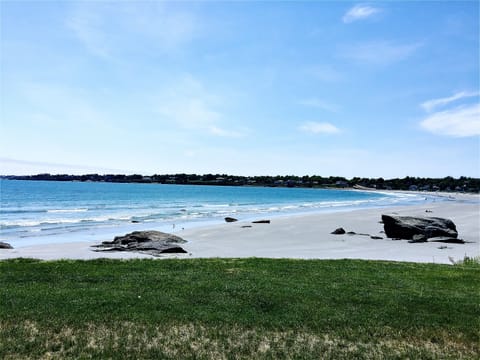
[1, 258, 478, 359]
[2, 173, 480, 192]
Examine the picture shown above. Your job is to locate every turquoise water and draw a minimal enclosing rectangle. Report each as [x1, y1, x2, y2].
[0, 180, 431, 246]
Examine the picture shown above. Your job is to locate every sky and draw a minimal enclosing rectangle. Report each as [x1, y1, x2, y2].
[1, 1, 479, 178]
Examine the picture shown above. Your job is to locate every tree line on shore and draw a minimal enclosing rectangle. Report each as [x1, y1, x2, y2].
[2, 173, 479, 193]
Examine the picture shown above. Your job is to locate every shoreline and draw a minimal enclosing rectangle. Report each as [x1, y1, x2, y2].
[1, 194, 478, 264]
[0, 187, 439, 249]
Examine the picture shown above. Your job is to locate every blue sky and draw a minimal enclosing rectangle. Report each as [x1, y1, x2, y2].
[1, 1, 479, 178]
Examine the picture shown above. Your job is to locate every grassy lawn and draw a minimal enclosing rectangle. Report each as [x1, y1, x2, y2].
[0, 258, 478, 359]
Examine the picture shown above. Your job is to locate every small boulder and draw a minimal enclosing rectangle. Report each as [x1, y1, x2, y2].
[331, 227, 346, 235]
[225, 217, 238, 223]
[370, 236, 383, 240]
[0, 241, 13, 249]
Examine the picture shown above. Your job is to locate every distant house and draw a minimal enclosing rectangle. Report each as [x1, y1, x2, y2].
[335, 180, 348, 188]
[286, 180, 295, 187]
[409, 185, 418, 191]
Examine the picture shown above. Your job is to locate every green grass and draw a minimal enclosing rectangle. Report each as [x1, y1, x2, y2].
[0, 258, 478, 359]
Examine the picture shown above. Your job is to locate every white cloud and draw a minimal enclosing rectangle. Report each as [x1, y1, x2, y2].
[66, 2, 198, 58]
[155, 75, 246, 138]
[0, 157, 128, 175]
[421, 91, 480, 112]
[20, 82, 112, 130]
[342, 4, 381, 24]
[339, 41, 422, 65]
[209, 126, 245, 138]
[66, 8, 111, 58]
[420, 103, 480, 137]
[308, 65, 344, 82]
[298, 98, 339, 113]
[158, 98, 221, 129]
[299, 121, 340, 134]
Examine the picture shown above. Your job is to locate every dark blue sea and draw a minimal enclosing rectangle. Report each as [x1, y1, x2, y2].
[0, 180, 433, 247]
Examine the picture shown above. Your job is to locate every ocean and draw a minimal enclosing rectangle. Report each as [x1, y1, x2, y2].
[0, 180, 434, 247]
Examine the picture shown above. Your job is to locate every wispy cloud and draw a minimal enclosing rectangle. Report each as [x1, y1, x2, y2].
[419, 91, 480, 137]
[0, 157, 129, 175]
[299, 121, 340, 135]
[66, 2, 198, 58]
[420, 104, 480, 137]
[308, 64, 344, 82]
[339, 41, 422, 65]
[158, 98, 222, 129]
[67, 10, 109, 58]
[155, 75, 246, 138]
[298, 98, 339, 113]
[421, 91, 480, 112]
[343, 4, 382, 24]
[209, 126, 245, 138]
[20, 82, 112, 130]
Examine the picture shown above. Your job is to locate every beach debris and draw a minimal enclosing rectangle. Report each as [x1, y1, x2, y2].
[427, 236, 465, 244]
[333, 228, 383, 240]
[347, 231, 371, 236]
[252, 220, 270, 224]
[382, 215, 458, 241]
[225, 217, 238, 223]
[92, 230, 187, 256]
[0, 241, 13, 249]
[241, 225, 252, 228]
[408, 234, 428, 243]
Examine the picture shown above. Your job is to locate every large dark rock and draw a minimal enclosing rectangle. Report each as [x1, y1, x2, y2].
[0, 241, 13, 249]
[331, 227, 346, 235]
[252, 220, 270, 224]
[382, 215, 458, 240]
[92, 230, 187, 256]
[225, 217, 238, 223]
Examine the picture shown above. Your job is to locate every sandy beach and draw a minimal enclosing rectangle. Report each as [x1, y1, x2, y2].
[1, 192, 478, 264]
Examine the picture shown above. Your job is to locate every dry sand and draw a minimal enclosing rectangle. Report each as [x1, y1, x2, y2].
[1, 194, 478, 264]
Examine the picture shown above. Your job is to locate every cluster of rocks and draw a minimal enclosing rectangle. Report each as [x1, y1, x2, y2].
[331, 215, 464, 244]
[92, 230, 188, 256]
